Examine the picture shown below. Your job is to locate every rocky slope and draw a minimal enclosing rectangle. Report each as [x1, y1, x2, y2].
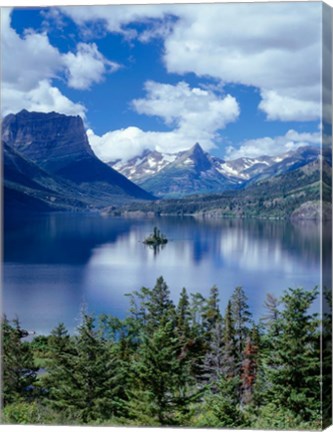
[2, 110, 154, 207]
[3, 142, 89, 213]
[126, 143, 240, 198]
[109, 143, 321, 198]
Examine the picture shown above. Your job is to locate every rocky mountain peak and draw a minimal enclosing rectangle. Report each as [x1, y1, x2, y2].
[2, 110, 154, 201]
[2, 110, 94, 172]
[178, 142, 212, 171]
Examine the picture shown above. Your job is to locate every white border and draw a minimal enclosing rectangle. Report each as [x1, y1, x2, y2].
[0, 0, 333, 7]
[1, 1, 332, 432]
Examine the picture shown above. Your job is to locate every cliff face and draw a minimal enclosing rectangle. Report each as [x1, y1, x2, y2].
[2, 110, 154, 202]
[2, 110, 94, 172]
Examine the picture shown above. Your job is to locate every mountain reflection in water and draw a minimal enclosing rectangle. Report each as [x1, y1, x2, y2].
[3, 214, 322, 334]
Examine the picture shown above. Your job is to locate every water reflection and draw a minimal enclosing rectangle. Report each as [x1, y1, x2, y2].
[3, 214, 321, 334]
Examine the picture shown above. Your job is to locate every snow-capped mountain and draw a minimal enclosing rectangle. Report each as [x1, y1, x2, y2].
[109, 143, 320, 198]
[111, 143, 240, 198]
[110, 149, 178, 182]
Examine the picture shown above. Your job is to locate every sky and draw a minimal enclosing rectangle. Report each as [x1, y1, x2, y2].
[0, 2, 326, 162]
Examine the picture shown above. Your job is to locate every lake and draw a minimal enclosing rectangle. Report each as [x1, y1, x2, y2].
[3, 213, 322, 334]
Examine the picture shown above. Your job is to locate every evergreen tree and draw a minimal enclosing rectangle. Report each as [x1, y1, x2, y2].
[202, 375, 245, 427]
[2, 317, 37, 406]
[146, 276, 176, 330]
[176, 287, 191, 340]
[44, 315, 124, 423]
[128, 320, 197, 425]
[322, 287, 332, 427]
[263, 287, 320, 422]
[201, 286, 223, 388]
[73, 314, 124, 422]
[230, 286, 252, 362]
[202, 285, 222, 339]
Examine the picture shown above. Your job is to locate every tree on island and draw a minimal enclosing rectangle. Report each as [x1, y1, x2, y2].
[143, 227, 168, 246]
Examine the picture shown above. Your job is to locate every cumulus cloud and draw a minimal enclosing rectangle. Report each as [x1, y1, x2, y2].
[225, 129, 322, 160]
[132, 81, 239, 130]
[2, 80, 86, 118]
[60, 5, 171, 35]
[63, 42, 120, 90]
[259, 90, 320, 122]
[1, 8, 62, 92]
[61, 3, 322, 122]
[88, 81, 239, 162]
[1, 8, 117, 117]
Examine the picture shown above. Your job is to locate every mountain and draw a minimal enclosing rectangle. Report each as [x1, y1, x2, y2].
[111, 149, 178, 182]
[111, 154, 329, 220]
[2, 110, 154, 205]
[3, 142, 89, 214]
[111, 143, 240, 198]
[110, 143, 321, 198]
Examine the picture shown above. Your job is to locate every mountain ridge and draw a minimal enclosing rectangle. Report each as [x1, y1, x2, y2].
[109, 142, 320, 198]
[2, 110, 155, 210]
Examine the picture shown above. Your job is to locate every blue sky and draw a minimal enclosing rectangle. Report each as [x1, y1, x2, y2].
[1, 3, 323, 161]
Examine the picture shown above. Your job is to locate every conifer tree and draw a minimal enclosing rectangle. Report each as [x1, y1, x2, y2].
[263, 287, 320, 422]
[2, 317, 37, 406]
[146, 276, 176, 330]
[41, 323, 79, 421]
[230, 286, 252, 363]
[128, 320, 196, 425]
[201, 286, 223, 387]
[203, 375, 245, 427]
[44, 315, 124, 423]
[176, 287, 191, 340]
[202, 285, 222, 338]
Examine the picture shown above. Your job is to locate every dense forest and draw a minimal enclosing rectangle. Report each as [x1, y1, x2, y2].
[1, 278, 331, 429]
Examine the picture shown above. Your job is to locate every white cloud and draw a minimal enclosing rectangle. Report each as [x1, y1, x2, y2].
[88, 80, 239, 162]
[61, 3, 322, 122]
[1, 8, 117, 117]
[2, 80, 86, 118]
[225, 129, 321, 160]
[88, 126, 214, 162]
[63, 42, 120, 90]
[259, 90, 320, 122]
[162, 3, 322, 121]
[60, 5, 171, 35]
[1, 8, 63, 92]
[132, 81, 239, 130]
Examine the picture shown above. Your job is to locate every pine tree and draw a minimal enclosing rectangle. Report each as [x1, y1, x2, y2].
[202, 285, 222, 339]
[41, 323, 79, 422]
[201, 286, 223, 388]
[44, 315, 124, 423]
[176, 287, 191, 340]
[2, 317, 37, 406]
[73, 314, 123, 422]
[128, 320, 197, 425]
[263, 287, 320, 423]
[202, 375, 245, 427]
[146, 276, 176, 330]
[230, 286, 252, 363]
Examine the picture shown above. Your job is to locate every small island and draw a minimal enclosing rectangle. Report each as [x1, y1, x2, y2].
[143, 227, 168, 246]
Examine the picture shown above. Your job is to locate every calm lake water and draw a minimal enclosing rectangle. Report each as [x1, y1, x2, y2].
[3, 213, 322, 334]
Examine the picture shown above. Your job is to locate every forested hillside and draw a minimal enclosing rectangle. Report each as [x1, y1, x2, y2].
[2, 278, 329, 429]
